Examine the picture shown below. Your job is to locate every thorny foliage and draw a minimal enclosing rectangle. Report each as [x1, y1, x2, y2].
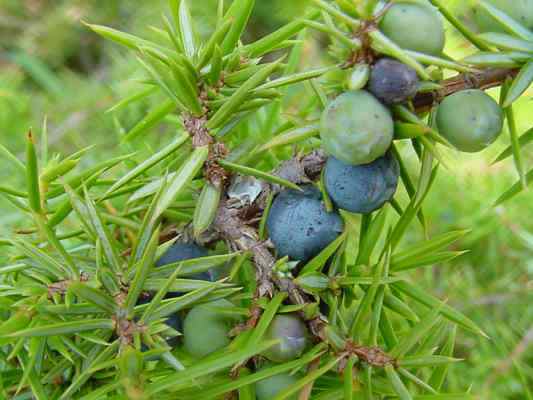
[0, 0, 532, 399]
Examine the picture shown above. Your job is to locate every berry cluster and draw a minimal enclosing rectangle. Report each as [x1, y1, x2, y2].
[267, 1, 506, 268]
[149, 3, 509, 397]
[151, 242, 310, 397]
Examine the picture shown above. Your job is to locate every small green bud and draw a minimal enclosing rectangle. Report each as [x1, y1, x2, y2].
[345, 64, 370, 91]
[40, 159, 79, 184]
[294, 272, 329, 294]
[303, 302, 319, 320]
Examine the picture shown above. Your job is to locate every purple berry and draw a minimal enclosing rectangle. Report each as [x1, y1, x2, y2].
[368, 58, 419, 105]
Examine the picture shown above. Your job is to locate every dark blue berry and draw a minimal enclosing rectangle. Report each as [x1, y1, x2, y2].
[324, 152, 399, 214]
[135, 242, 213, 347]
[156, 242, 209, 274]
[156, 242, 213, 298]
[136, 294, 183, 347]
[267, 186, 344, 262]
[368, 58, 419, 105]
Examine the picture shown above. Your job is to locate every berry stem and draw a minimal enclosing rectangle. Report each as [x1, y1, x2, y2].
[413, 67, 519, 113]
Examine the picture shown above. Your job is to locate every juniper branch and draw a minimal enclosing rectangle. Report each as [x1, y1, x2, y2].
[190, 66, 518, 368]
[195, 67, 519, 305]
[413, 67, 519, 113]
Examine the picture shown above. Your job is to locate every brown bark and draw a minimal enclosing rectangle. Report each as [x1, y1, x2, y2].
[413, 68, 519, 113]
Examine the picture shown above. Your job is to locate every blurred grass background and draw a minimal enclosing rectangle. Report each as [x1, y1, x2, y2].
[0, 1, 531, 398]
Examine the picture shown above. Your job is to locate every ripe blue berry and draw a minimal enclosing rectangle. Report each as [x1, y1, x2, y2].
[263, 314, 309, 362]
[149, 241, 214, 346]
[320, 90, 394, 166]
[324, 152, 399, 214]
[156, 242, 213, 298]
[267, 186, 343, 262]
[436, 89, 504, 153]
[136, 294, 183, 346]
[368, 58, 419, 105]
[163, 314, 183, 347]
[379, 2, 445, 56]
[156, 242, 209, 275]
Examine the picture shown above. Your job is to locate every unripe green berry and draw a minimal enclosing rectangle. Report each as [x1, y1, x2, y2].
[255, 368, 300, 400]
[436, 89, 504, 153]
[320, 90, 394, 166]
[346, 64, 370, 91]
[183, 299, 235, 358]
[262, 314, 309, 362]
[379, 2, 445, 55]
[473, 0, 533, 32]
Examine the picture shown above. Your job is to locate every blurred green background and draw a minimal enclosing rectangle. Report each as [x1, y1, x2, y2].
[0, 1, 531, 398]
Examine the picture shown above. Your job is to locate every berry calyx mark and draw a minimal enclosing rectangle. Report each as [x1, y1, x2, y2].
[47, 272, 89, 298]
[344, 340, 396, 368]
[183, 113, 212, 148]
[112, 315, 147, 346]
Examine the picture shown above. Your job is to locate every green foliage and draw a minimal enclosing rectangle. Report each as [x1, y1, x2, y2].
[0, 1, 532, 399]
